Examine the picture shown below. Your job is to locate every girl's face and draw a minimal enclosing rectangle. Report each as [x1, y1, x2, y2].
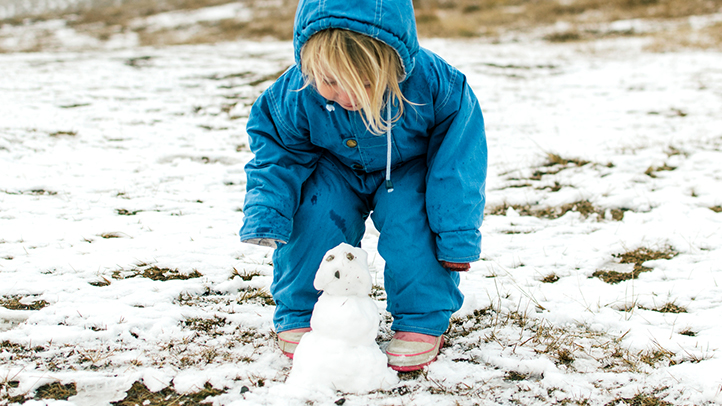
[316, 76, 372, 111]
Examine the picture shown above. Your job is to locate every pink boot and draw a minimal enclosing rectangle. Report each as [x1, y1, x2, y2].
[385, 331, 444, 371]
[276, 328, 311, 359]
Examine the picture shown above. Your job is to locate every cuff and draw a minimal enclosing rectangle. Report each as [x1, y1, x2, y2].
[435, 229, 482, 262]
[239, 205, 292, 244]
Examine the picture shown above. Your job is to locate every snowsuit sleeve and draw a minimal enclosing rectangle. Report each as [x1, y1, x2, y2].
[425, 66, 487, 263]
[240, 71, 322, 244]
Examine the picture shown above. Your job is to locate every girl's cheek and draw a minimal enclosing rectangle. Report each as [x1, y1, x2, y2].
[317, 84, 336, 101]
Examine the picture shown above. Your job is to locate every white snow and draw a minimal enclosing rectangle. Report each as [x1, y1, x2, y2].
[1, 16, 722, 406]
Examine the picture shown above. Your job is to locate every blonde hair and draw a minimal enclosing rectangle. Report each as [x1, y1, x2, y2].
[300, 29, 407, 135]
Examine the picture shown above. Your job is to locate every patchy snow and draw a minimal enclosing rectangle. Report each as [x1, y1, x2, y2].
[1, 21, 722, 406]
[129, 3, 253, 33]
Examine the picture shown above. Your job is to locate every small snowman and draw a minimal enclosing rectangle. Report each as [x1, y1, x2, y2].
[286, 243, 398, 393]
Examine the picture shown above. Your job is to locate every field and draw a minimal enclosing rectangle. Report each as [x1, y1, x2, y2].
[1, 1, 722, 405]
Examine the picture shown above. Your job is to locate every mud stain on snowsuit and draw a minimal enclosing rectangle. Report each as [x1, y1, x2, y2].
[329, 210, 347, 233]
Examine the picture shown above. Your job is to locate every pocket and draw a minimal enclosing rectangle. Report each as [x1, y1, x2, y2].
[355, 135, 401, 172]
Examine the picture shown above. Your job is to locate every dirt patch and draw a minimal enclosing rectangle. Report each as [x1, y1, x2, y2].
[111, 381, 224, 406]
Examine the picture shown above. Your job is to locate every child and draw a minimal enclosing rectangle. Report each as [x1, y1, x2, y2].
[240, 0, 487, 371]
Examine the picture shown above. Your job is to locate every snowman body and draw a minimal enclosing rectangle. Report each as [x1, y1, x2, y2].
[286, 243, 398, 393]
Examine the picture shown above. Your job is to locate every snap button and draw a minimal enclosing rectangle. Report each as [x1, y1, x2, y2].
[345, 139, 358, 148]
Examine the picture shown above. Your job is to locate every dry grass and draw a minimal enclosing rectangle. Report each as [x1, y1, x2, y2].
[529, 153, 592, 181]
[49, 130, 78, 137]
[645, 163, 677, 178]
[111, 381, 224, 406]
[489, 153, 631, 222]
[3, 0, 722, 49]
[678, 328, 696, 337]
[116, 208, 142, 216]
[648, 301, 687, 313]
[593, 246, 678, 284]
[2, 381, 78, 404]
[541, 273, 561, 283]
[2, 189, 58, 196]
[112, 263, 203, 281]
[73, 0, 295, 46]
[413, 0, 722, 39]
[445, 305, 690, 380]
[605, 392, 672, 406]
[35, 382, 78, 401]
[183, 315, 228, 337]
[175, 287, 275, 307]
[230, 267, 263, 281]
[0, 295, 49, 311]
[486, 199, 625, 221]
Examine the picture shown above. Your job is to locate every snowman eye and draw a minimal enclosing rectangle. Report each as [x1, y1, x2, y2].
[346, 253, 355, 260]
[334, 271, 340, 279]
[326, 255, 335, 262]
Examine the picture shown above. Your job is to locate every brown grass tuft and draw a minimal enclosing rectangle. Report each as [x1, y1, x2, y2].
[231, 267, 263, 281]
[678, 328, 696, 337]
[183, 315, 228, 336]
[594, 246, 678, 284]
[504, 370, 529, 381]
[649, 302, 687, 313]
[645, 163, 677, 178]
[541, 273, 561, 283]
[593, 269, 640, 284]
[605, 392, 672, 406]
[112, 264, 202, 281]
[0, 296, 49, 311]
[614, 246, 678, 265]
[35, 382, 77, 401]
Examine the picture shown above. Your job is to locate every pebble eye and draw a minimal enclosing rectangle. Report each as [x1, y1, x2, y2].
[346, 253, 355, 260]
[334, 271, 340, 279]
[326, 255, 335, 262]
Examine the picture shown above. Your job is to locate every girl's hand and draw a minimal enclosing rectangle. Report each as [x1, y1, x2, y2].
[439, 261, 470, 272]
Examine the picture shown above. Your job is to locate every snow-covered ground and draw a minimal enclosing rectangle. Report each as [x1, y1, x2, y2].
[1, 18, 722, 406]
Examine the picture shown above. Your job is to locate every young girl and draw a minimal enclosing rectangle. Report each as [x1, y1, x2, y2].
[240, 0, 487, 371]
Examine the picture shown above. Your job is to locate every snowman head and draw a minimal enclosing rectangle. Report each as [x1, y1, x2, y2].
[314, 243, 372, 297]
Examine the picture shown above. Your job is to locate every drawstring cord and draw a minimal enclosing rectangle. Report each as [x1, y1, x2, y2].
[385, 98, 394, 193]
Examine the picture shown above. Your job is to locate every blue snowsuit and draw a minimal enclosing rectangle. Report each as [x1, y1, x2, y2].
[240, 0, 487, 336]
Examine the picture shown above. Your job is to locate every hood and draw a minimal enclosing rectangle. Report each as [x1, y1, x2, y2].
[293, 0, 419, 81]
